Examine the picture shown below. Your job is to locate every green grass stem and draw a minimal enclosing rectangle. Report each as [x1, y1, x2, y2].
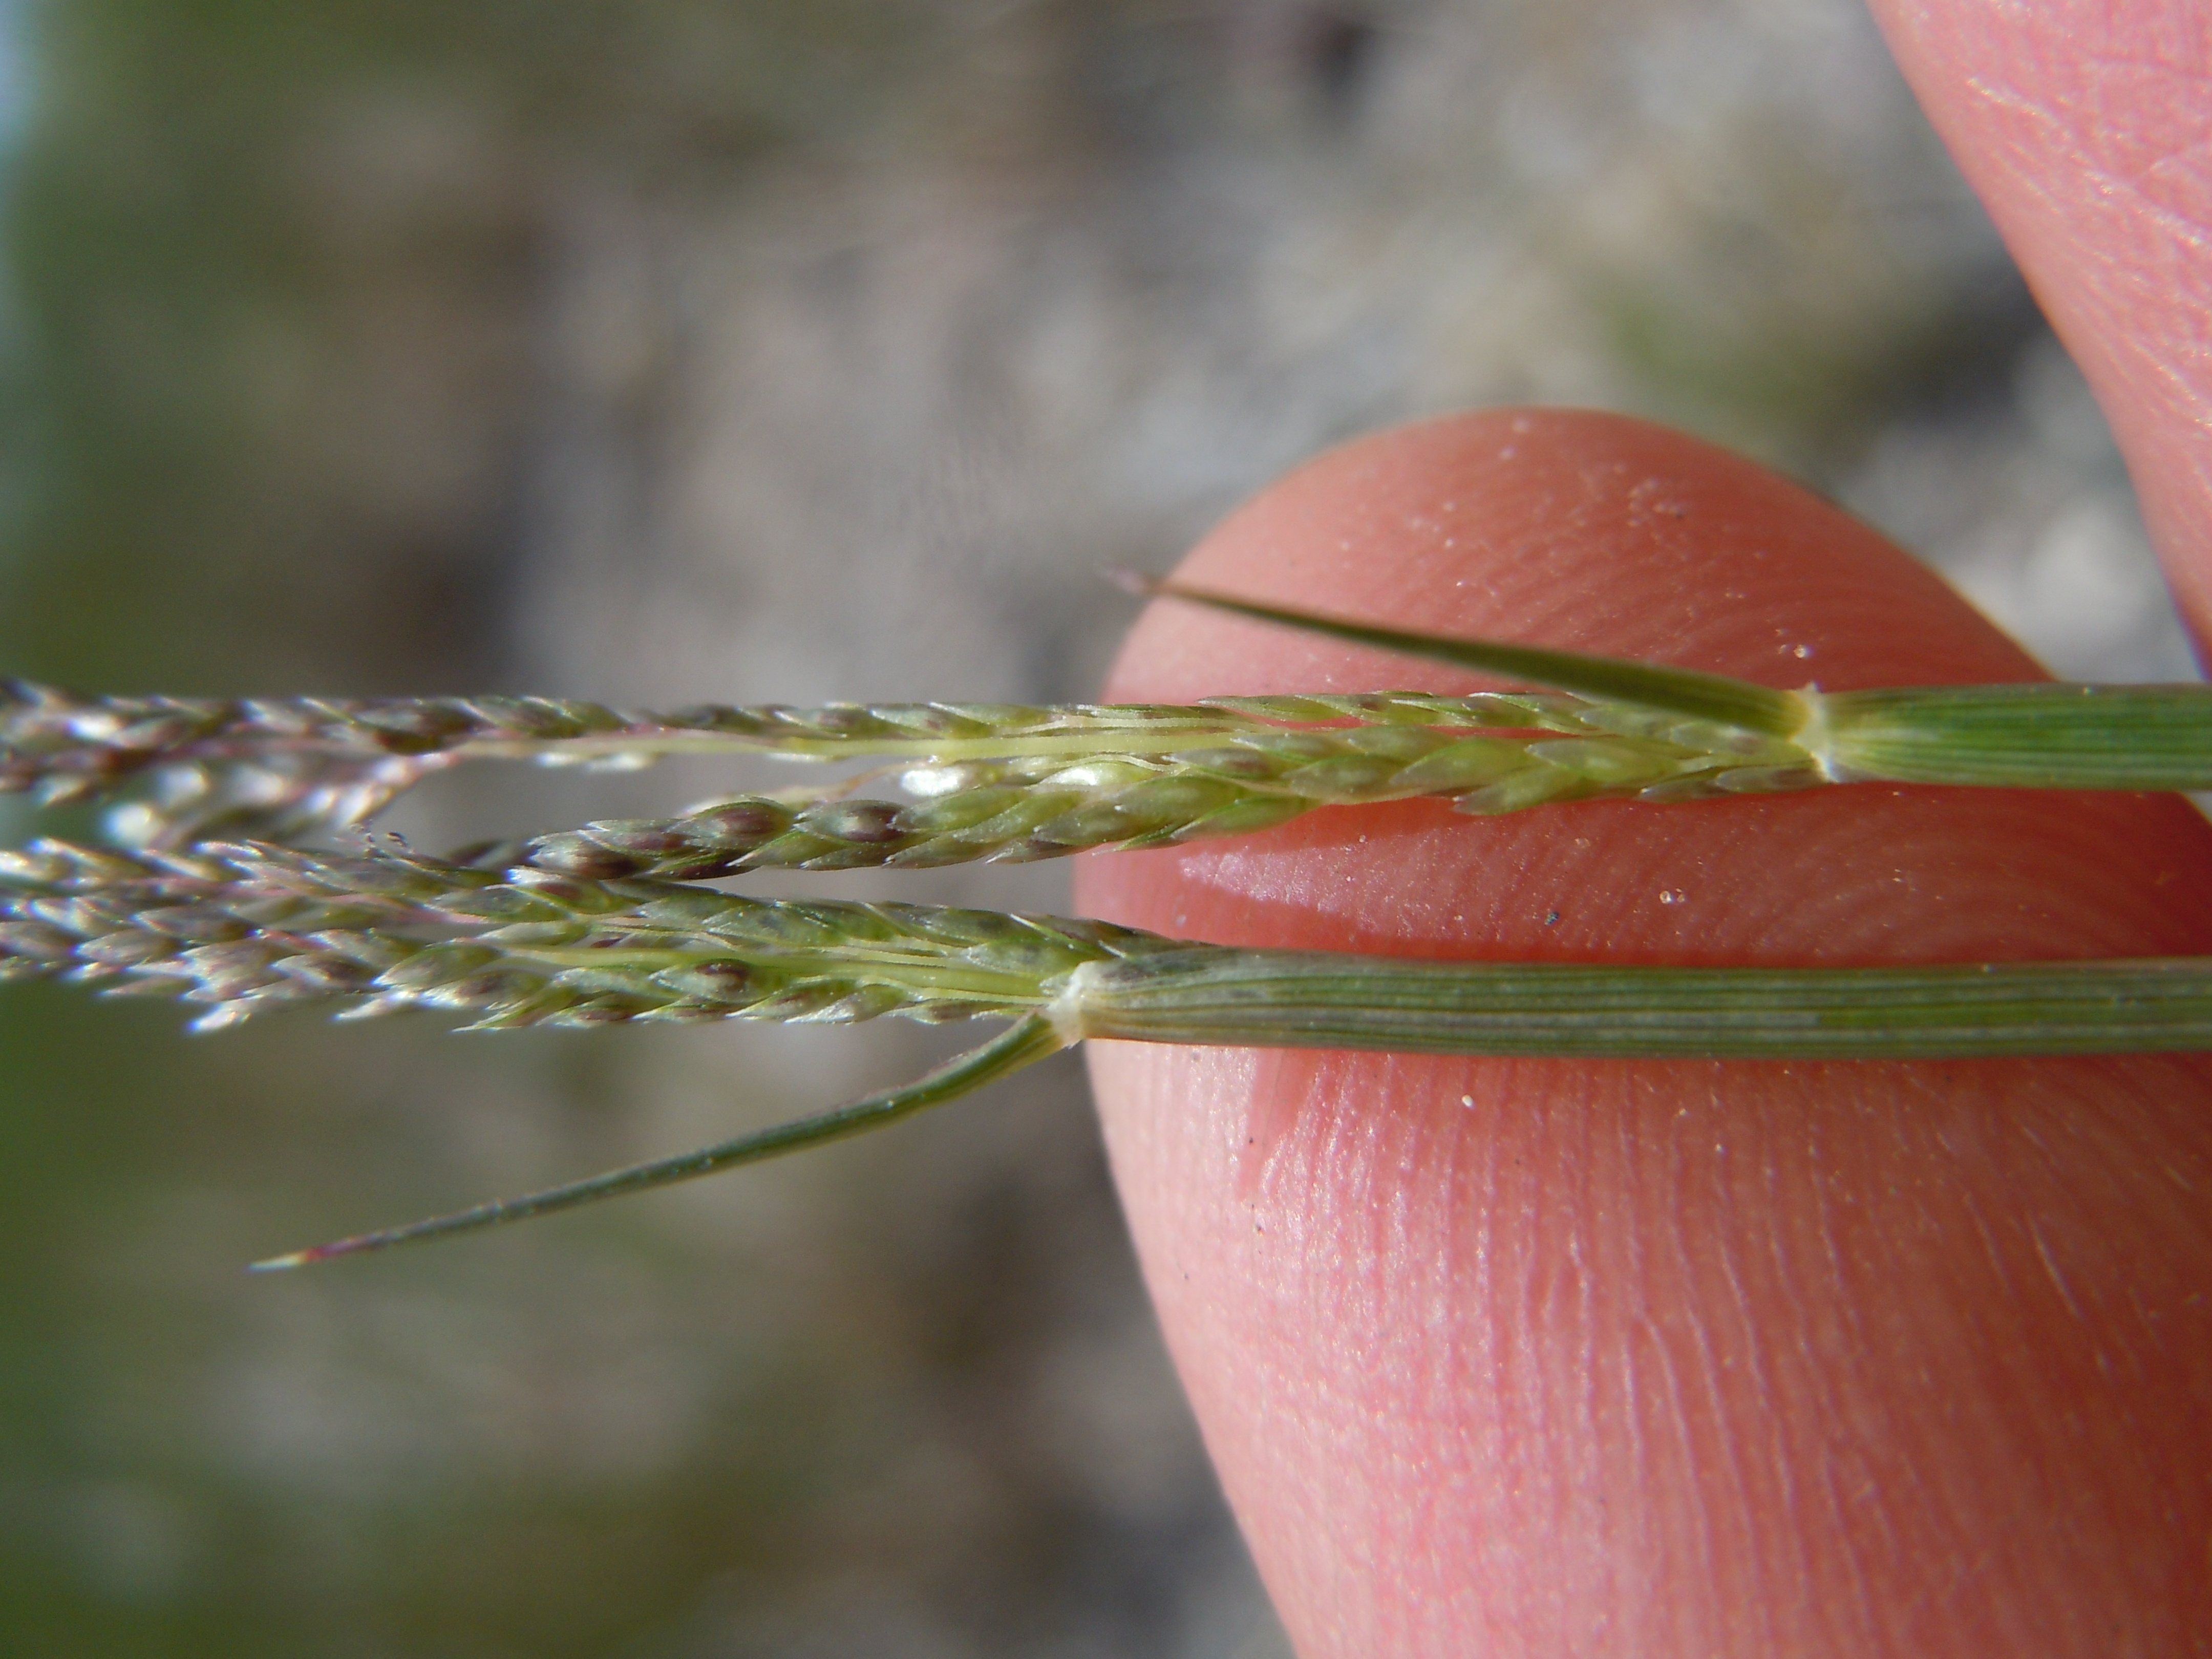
[1823, 684, 2212, 790]
[1069, 950, 2212, 1059]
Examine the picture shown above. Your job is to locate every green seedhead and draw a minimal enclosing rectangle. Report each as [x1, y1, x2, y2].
[7, 586, 2212, 1268]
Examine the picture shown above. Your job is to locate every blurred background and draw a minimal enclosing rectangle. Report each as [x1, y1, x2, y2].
[0, 1, 2195, 1654]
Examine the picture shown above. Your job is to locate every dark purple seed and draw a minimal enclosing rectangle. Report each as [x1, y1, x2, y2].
[546, 1001, 639, 1027]
[527, 832, 644, 879]
[681, 803, 789, 844]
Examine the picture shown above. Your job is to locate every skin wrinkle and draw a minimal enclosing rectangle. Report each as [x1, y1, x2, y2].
[1414, 1125, 1486, 1613]
[1612, 1294, 1657, 1644]
[1636, 1253, 1713, 1652]
[1466, 1097, 1531, 1644]
[1473, 1077, 1532, 1617]
[1081, 410, 2212, 1654]
[1505, 1104, 1572, 1651]
[1565, 1188, 1612, 1649]
[1869, 1141, 2007, 1652]
[1954, 1175, 2020, 1313]
[1611, 1092, 1674, 1638]
[1726, 1136, 1803, 1637]
[1556, 1125, 1601, 1635]
[1672, 1130, 1768, 1651]
[1797, 1099, 1903, 1579]
[1818, 1453, 1883, 1652]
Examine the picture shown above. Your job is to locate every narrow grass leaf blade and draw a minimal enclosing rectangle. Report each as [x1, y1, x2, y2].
[1145, 582, 1804, 736]
[250, 1013, 1065, 1268]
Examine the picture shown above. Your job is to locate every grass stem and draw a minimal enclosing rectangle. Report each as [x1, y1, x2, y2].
[1071, 951, 2212, 1058]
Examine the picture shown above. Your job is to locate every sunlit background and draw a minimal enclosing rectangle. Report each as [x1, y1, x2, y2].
[0, 2, 2194, 1654]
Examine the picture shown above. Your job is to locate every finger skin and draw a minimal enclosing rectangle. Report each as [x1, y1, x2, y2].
[1868, 0, 2212, 637]
[1076, 411, 2212, 1657]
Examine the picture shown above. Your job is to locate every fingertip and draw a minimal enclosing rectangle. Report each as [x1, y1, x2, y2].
[1085, 410, 2212, 967]
[1079, 411, 2212, 1656]
[1867, 0, 2212, 638]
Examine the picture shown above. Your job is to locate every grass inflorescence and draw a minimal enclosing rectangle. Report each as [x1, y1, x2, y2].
[0, 837, 1175, 1033]
[9, 585, 2212, 1267]
[0, 676, 1819, 857]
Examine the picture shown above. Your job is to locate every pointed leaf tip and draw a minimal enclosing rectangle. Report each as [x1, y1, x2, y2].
[1150, 583, 1805, 737]
[240, 1014, 1066, 1269]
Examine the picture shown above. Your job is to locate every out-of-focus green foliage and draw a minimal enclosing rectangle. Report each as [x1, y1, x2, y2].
[0, 0, 923, 694]
[0, 7, 1259, 1656]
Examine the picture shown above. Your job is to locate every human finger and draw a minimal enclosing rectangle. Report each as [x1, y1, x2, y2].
[1868, 0, 2212, 634]
[1078, 410, 2212, 1657]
